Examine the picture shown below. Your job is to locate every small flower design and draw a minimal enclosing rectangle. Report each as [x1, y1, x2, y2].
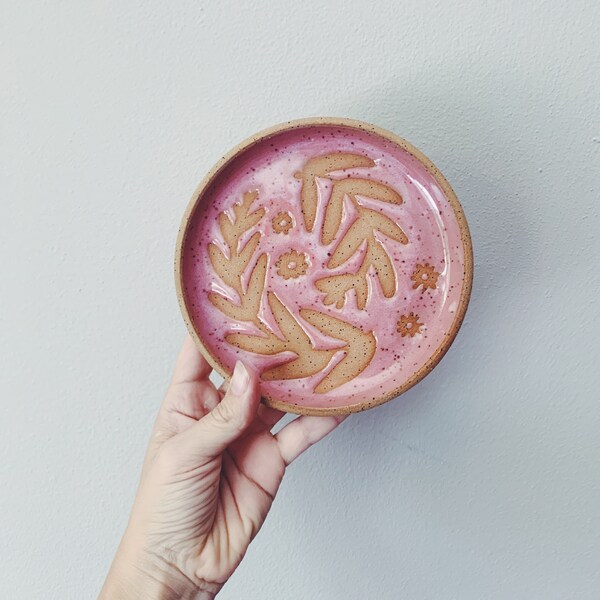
[276, 250, 309, 280]
[397, 312, 424, 337]
[272, 211, 294, 234]
[411, 263, 440, 291]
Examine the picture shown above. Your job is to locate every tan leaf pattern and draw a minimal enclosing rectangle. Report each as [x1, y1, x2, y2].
[294, 153, 375, 232]
[208, 190, 377, 393]
[317, 205, 408, 309]
[322, 178, 404, 245]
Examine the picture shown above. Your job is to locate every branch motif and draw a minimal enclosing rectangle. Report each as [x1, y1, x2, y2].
[321, 178, 403, 245]
[228, 292, 376, 392]
[294, 153, 408, 310]
[294, 153, 375, 232]
[299, 309, 376, 393]
[207, 190, 376, 393]
[227, 291, 338, 382]
[316, 197, 408, 310]
[207, 191, 269, 331]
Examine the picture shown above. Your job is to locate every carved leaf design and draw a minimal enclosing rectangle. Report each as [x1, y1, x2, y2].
[360, 207, 409, 245]
[328, 207, 407, 269]
[261, 348, 335, 382]
[368, 240, 396, 298]
[207, 156, 405, 394]
[208, 190, 267, 328]
[209, 253, 268, 324]
[267, 292, 309, 344]
[237, 231, 261, 273]
[222, 289, 372, 393]
[233, 198, 265, 233]
[295, 153, 375, 232]
[258, 293, 337, 382]
[244, 253, 268, 314]
[303, 153, 376, 174]
[327, 218, 369, 269]
[322, 178, 404, 245]
[317, 204, 407, 309]
[208, 242, 240, 294]
[219, 191, 265, 254]
[316, 272, 369, 309]
[218, 213, 236, 252]
[225, 331, 287, 355]
[207, 293, 244, 321]
[300, 309, 376, 394]
[321, 179, 351, 246]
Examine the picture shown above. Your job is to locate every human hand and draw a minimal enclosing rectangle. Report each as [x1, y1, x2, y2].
[99, 336, 346, 599]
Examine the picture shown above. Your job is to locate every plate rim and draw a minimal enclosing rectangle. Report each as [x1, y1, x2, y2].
[175, 116, 474, 415]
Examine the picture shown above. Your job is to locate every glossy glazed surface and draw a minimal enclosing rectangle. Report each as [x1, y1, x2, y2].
[180, 124, 468, 411]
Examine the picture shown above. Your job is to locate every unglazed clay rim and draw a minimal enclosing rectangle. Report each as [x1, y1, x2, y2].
[175, 117, 473, 416]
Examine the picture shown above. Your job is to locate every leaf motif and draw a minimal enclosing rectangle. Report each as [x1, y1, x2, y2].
[296, 175, 319, 233]
[233, 191, 257, 221]
[266, 292, 310, 347]
[303, 153, 375, 176]
[208, 293, 247, 321]
[256, 292, 338, 382]
[300, 309, 376, 393]
[225, 331, 287, 355]
[261, 350, 335, 381]
[367, 240, 396, 298]
[208, 252, 267, 323]
[327, 219, 369, 269]
[208, 242, 240, 294]
[321, 180, 349, 245]
[296, 153, 375, 232]
[244, 254, 268, 314]
[323, 203, 406, 309]
[328, 205, 407, 269]
[218, 213, 236, 253]
[349, 178, 403, 206]
[242, 189, 261, 212]
[315, 272, 367, 310]
[322, 178, 404, 246]
[242, 208, 266, 232]
[230, 191, 265, 246]
[361, 207, 408, 245]
[237, 232, 262, 277]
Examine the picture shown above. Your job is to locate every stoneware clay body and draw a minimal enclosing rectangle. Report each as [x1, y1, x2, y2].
[176, 118, 473, 415]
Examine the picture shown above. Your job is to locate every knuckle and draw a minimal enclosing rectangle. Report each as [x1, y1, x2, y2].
[212, 398, 238, 427]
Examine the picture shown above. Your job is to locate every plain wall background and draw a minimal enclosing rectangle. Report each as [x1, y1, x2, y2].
[2, 1, 599, 598]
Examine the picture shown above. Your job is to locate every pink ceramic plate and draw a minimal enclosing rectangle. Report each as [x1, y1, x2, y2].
[176, 118, 472, 415]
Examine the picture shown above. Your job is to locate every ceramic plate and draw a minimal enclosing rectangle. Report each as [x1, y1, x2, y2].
[176, 118, 472, 415]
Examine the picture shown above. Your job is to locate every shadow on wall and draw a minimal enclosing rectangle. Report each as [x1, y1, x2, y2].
[335, 60, 553, 421]
[283, 61, 562, 589]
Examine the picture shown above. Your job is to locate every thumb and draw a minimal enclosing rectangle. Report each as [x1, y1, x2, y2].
[176, 361, 260, 460]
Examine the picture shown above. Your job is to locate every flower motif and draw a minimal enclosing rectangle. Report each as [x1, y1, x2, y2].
[272, 211, 294, 234]
[411, 263, 440, 291]
[396, 312, 423, 337]
[276, 250, 309, 280]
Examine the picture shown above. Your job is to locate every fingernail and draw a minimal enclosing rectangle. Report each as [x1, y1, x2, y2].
[230, 361, 249, 396]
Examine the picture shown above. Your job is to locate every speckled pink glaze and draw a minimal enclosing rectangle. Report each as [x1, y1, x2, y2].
[181, 125, 466, 410]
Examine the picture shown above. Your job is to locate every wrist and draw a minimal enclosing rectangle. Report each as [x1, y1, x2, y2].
[99, 536, 218, 600]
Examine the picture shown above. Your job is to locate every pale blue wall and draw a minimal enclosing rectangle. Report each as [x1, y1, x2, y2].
[2, 1, 599, 598]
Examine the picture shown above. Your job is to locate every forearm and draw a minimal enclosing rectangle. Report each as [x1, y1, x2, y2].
[99, 535, 217, 600]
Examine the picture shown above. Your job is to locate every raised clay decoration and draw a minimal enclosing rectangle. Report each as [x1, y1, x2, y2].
[176, 118, 473, 415]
